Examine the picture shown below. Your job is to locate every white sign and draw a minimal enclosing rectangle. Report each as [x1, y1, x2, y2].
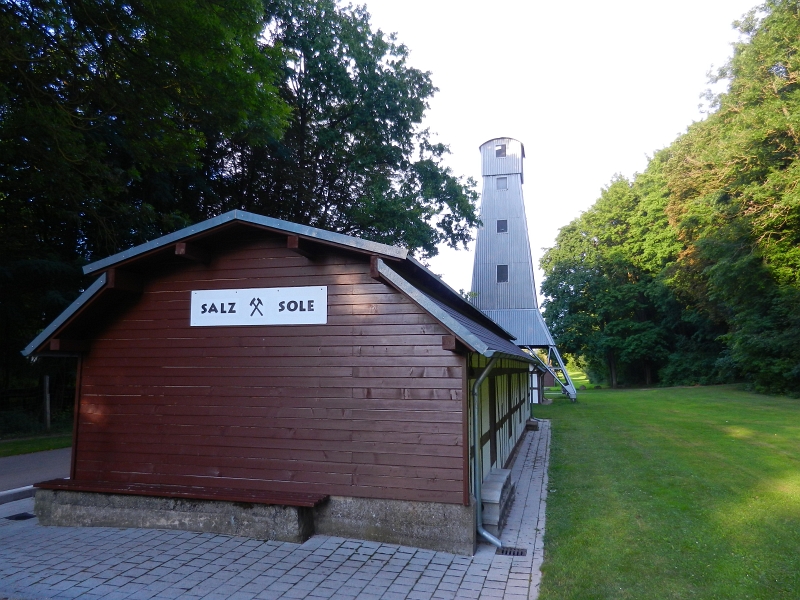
[190, 286, 327, 327]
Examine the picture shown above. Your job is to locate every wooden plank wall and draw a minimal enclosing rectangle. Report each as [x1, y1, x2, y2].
[75, 232, 466, 505]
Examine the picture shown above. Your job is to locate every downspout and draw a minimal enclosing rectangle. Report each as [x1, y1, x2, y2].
[472, 354, 502, 548]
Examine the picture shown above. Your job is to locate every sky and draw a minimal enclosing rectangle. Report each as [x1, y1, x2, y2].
[361, 0, 759, 297]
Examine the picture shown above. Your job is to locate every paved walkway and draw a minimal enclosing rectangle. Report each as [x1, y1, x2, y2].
[0, 422, 550, 600]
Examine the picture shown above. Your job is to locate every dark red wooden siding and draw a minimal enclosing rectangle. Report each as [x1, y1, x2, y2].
[75, 232, 466, 504]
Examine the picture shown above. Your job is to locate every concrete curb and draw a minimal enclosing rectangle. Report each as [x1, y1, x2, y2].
[0, 485, 34, 505]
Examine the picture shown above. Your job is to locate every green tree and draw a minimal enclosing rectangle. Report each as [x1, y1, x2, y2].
[0, 0, 288, 386]
[542, 2, 800, 394]
[541, 177, 670, 387]
[663, 0, 800, 393]
[194, 0, 479, 258]
[541, 162, 728, 388]
[0, 0, 481, 393]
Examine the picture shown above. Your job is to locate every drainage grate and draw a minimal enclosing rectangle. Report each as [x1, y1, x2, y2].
[496, 547, 527, 556]
[5, 512, 35, 521]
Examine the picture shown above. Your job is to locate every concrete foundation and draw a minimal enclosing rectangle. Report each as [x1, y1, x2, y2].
[34, 490, 477, 555]
[34, 489, 314, 543]
[315, 496, 476, 556]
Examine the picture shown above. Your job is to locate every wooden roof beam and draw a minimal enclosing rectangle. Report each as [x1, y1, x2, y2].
[370, 255, 381, 280]
[287, 235, 320, 261]
[175, 242, 210, 264]
[106, 268, 143, 293]
[48, 339, 90, 353]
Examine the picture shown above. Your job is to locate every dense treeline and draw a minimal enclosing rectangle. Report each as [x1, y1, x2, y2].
[541, 0, 800, 394]
[0, 0, 478, 388]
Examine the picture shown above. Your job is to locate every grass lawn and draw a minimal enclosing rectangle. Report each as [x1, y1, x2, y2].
[543, 362, 595, 395]
[0, 433, 72, 458]
[534, 385, 800, 599]
[566, 364, 594, 389]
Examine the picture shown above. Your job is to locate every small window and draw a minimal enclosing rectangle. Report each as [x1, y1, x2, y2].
[495, 144, 506, 158]
[496, 177, 508, 190]
[496, 219, 508, 233]
[497, 264, 508, 283]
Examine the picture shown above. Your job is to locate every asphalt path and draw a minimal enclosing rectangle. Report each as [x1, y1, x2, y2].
[0, 447, 71, 491]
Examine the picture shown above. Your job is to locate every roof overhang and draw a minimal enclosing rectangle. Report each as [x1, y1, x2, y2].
[23, 212, 528, 364]
[376, 259, 536, 365]
[22, 274, 107, 357]
[84, 210, 407, 276]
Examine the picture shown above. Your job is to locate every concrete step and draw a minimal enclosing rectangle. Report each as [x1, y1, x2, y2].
[481, 468, 514, 537]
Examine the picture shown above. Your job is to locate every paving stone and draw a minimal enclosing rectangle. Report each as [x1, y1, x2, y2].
[307, 587, 336, 598]
[127, 590, 162, 600]
[379, 592, 408, 600]
[0, 425, 550, 600]
[266, 581, 294, 593]
[278, 588, 312, 599]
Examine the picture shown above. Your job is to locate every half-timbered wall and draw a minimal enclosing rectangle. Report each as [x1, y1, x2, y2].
[468, 354, 529, 482]
[74, 230, 467, 505]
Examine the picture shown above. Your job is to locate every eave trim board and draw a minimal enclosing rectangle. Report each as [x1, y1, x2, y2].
[84, 210, 407, 275]
[21, 273, 107, 357]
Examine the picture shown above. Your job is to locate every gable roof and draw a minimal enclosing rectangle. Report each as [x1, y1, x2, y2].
[83, 210, 407, 275]
[24, 210, 535, 365]
[22, 274, 108, 357]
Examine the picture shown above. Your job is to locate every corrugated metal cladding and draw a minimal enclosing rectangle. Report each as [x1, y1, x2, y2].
[471, 141, 537, 311]
[482, 309, 555, 347]
[472, 136, 561, 348]
[479, 138, 524, 182]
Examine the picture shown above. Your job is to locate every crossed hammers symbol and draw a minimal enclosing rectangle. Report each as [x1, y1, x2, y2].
[250, 297, 263, 316]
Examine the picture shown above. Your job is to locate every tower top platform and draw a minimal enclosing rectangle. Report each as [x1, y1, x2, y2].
[479, 137, 525, 183]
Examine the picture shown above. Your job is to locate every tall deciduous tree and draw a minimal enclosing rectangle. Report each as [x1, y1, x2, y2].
[1, 0, 481, 392]
[542, 0, 800, 394]
[541, 177, 671, 387]
[663, 0, 800, 394]
[193, 0, 479, 258]
[0, 0, 288, 386]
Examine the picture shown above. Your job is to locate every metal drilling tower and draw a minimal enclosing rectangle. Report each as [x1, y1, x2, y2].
[471, 137, 576, 400]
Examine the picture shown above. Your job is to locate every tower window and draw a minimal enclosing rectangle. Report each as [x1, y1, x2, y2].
[496, 220, 508, 233]
[495, 144, 506, 158]
[497, 265, 508, 283]
[496, 177, 507, 190]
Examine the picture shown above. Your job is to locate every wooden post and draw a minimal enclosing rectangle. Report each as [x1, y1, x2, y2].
[44, 375, 51, 431]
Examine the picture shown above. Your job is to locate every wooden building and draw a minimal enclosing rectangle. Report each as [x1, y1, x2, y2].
[25, 211, 537, 554]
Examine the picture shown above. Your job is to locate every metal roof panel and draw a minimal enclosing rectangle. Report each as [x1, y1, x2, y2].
[481, 309, 556, 347]
[21, 273, 108, 356]
[377, 260, 533, 364]
[84, 210, 407, 275]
